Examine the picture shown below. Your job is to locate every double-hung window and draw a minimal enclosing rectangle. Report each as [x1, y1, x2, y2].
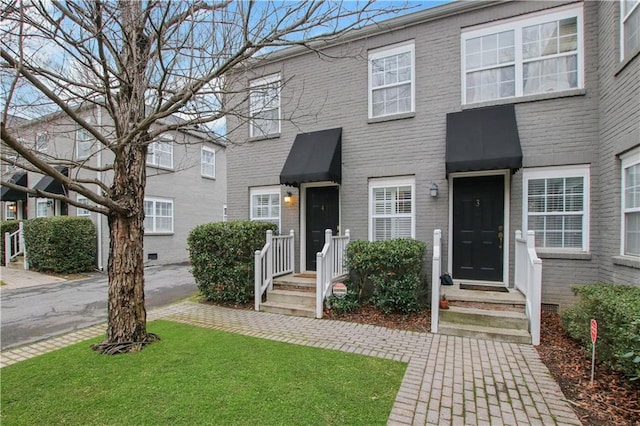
[622, 0, 640, 61]
[249, 74, 281, 138]
[35, 132, 48, 154]
[462, 4, 583, 104]
[201, 146, 215, 178]
[76, 195, 91, 217]
[5, 202, 16, 220]
[369, 177, 415, 241]
[144, 197, 173, 233]
[523, 165, 590, 252]
[76, 128, 93, 159]
[36, 198, 50, 218]
[147, 138, 173, 169]
[250, 186, 280, 231]
[621, 148, 640, 257]
[368, 41, 415, 119]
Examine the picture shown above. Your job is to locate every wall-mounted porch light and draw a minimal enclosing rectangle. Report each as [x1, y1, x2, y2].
[283, 191, 293, 204]
[430, 182, 438, 198]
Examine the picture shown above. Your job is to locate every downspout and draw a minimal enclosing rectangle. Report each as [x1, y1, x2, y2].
[96, 105, 104, 271]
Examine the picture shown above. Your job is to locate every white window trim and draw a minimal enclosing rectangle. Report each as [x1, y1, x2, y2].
[5, 202, 17, 220]
[249, 73, 281, 138]
[620, 147, 640, 257]
[76, 129, 93, 160]
[144, 197, 174, 234]
[201, 146, 216, 178]
[147, 138, 174, 169]
[223, 204, 228, 222]
[249, 185, 281, 232]
[368, 41, 416, 119]
[368, 176, 416, 241]
[461, 3, 584, 105]
[36, 198, 50, 218]
[621, 0, 640, 61]
[76, 195, 91, 217]
[522, 164, 590, 252]
[35, 132, 48, 154]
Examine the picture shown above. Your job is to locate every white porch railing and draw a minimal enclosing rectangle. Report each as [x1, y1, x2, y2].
[430, 229, 442, 334]
[254, 230, 295, 312]
[316, 229, 350, 318]
[515, 230, 542, 345]
[4, 221, 28, 270]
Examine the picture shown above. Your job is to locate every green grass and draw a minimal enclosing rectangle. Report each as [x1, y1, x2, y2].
[1, 320, 406, 425]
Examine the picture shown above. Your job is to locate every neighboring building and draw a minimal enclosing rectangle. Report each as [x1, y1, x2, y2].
[225, 0, 639, 309]
[1, 106, 227, 269]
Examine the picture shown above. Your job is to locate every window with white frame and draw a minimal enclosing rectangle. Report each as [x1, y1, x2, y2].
[144, 198, 173, 233]
[223, 204, 228, 222]
[36, 198, 50, 218]
[76, 128, 93, 159]
[369, 177, 415, 241]
[622, 0, 640, 60]
[35, 132, 48, 153]
[462, 4, 583, 104]
[147, 138, 173, 169]
[250, 186, 280, 231]
[5, 202, 17, 220]
[249, 74, 281, 138]
[621, 148, 640, 257]
[201, 146, 215, 178]
[76, 195, 91, 217]
[368, 41, 415, 119]
[523, 165, 590, 251]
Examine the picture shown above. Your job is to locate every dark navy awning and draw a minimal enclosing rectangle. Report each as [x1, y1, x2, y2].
[280, 128, 342, 187]
[31, 166, 68, 196]
[446, 104, 522, 176]
[1, 171, 27, 201]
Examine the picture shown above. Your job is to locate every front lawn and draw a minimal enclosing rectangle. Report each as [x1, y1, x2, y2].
[1, 320, 406, 425]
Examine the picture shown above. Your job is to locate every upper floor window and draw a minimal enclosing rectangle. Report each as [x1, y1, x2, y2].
[144, 197, 174, 233]
[76, 128, 93, 159]
[621, 147, 640, 257]
[523, 165, 590, 252]
[369, 176, 415, 241]
[201, 146, 215, 178]
[462, 4, 583, 104]
[36, 198, 50, 218]
[368, 41, 415, 119]
[250, 186, 280, 231]
[249, 74, 281, 138]
[622, 0, 640, 61]
[147, 138, 173, 169]
[76, 195, 91, 217]
[35, 132, 48, 154]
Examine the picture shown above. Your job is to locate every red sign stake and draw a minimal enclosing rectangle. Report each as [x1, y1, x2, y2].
[590, 319, 597, 386]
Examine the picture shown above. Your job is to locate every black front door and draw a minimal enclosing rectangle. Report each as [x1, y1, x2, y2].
[452, 175, 504, 282]
[306, 186, 339, 271]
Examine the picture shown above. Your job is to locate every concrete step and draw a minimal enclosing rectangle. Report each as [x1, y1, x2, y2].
[267, 289, 315, 308]
[438, 322, 532, 345]
[443, 287, 526, 313]
[440, 306, 528, 330]
[260, 301, 316, 318]
[273, 274, 316, 292]
[6, 255, 26, 270]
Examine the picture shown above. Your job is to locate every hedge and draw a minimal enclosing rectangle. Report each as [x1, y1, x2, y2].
[23, 216, 97, 273]
[1, 220, 21, 262]
[345, 238, 427, 314]
[561, 283, 640, 380]
[188, 221, 277, 304]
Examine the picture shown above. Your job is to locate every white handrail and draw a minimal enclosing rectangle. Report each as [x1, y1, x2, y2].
[316, 229, 350, 318]
[515, 230, 542, 345]
[4, 222, 28, 270]
[255, 230, 295, 312]
[431, 229, 442, 334]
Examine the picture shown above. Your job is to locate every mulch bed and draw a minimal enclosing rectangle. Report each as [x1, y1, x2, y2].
[325, 306, 640, 426]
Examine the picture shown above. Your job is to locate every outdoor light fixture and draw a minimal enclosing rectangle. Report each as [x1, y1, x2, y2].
[284, 191, 292, 204]
[430, 182, 438, 197]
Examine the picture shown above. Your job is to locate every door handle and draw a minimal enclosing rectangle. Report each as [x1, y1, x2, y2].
[498, 225, 504, 249]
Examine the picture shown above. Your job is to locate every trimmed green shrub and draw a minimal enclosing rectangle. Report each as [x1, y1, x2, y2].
[188, 221, 277, 304]
[23, 217, 96, 273]
[561, 284, 640, 380]
[345, 238, 427, 314]
[1, 220, 21, 262]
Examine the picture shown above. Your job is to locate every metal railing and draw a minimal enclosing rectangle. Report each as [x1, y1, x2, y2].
[4, 221, 28, 270]
[254, 230, 295, 312]
[430, 229, 442, 334]
[515, 230, 542, 345]
[316, 229, 350, 318]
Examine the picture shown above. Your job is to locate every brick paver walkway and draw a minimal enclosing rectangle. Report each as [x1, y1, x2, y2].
[1, 301, 581, 425]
